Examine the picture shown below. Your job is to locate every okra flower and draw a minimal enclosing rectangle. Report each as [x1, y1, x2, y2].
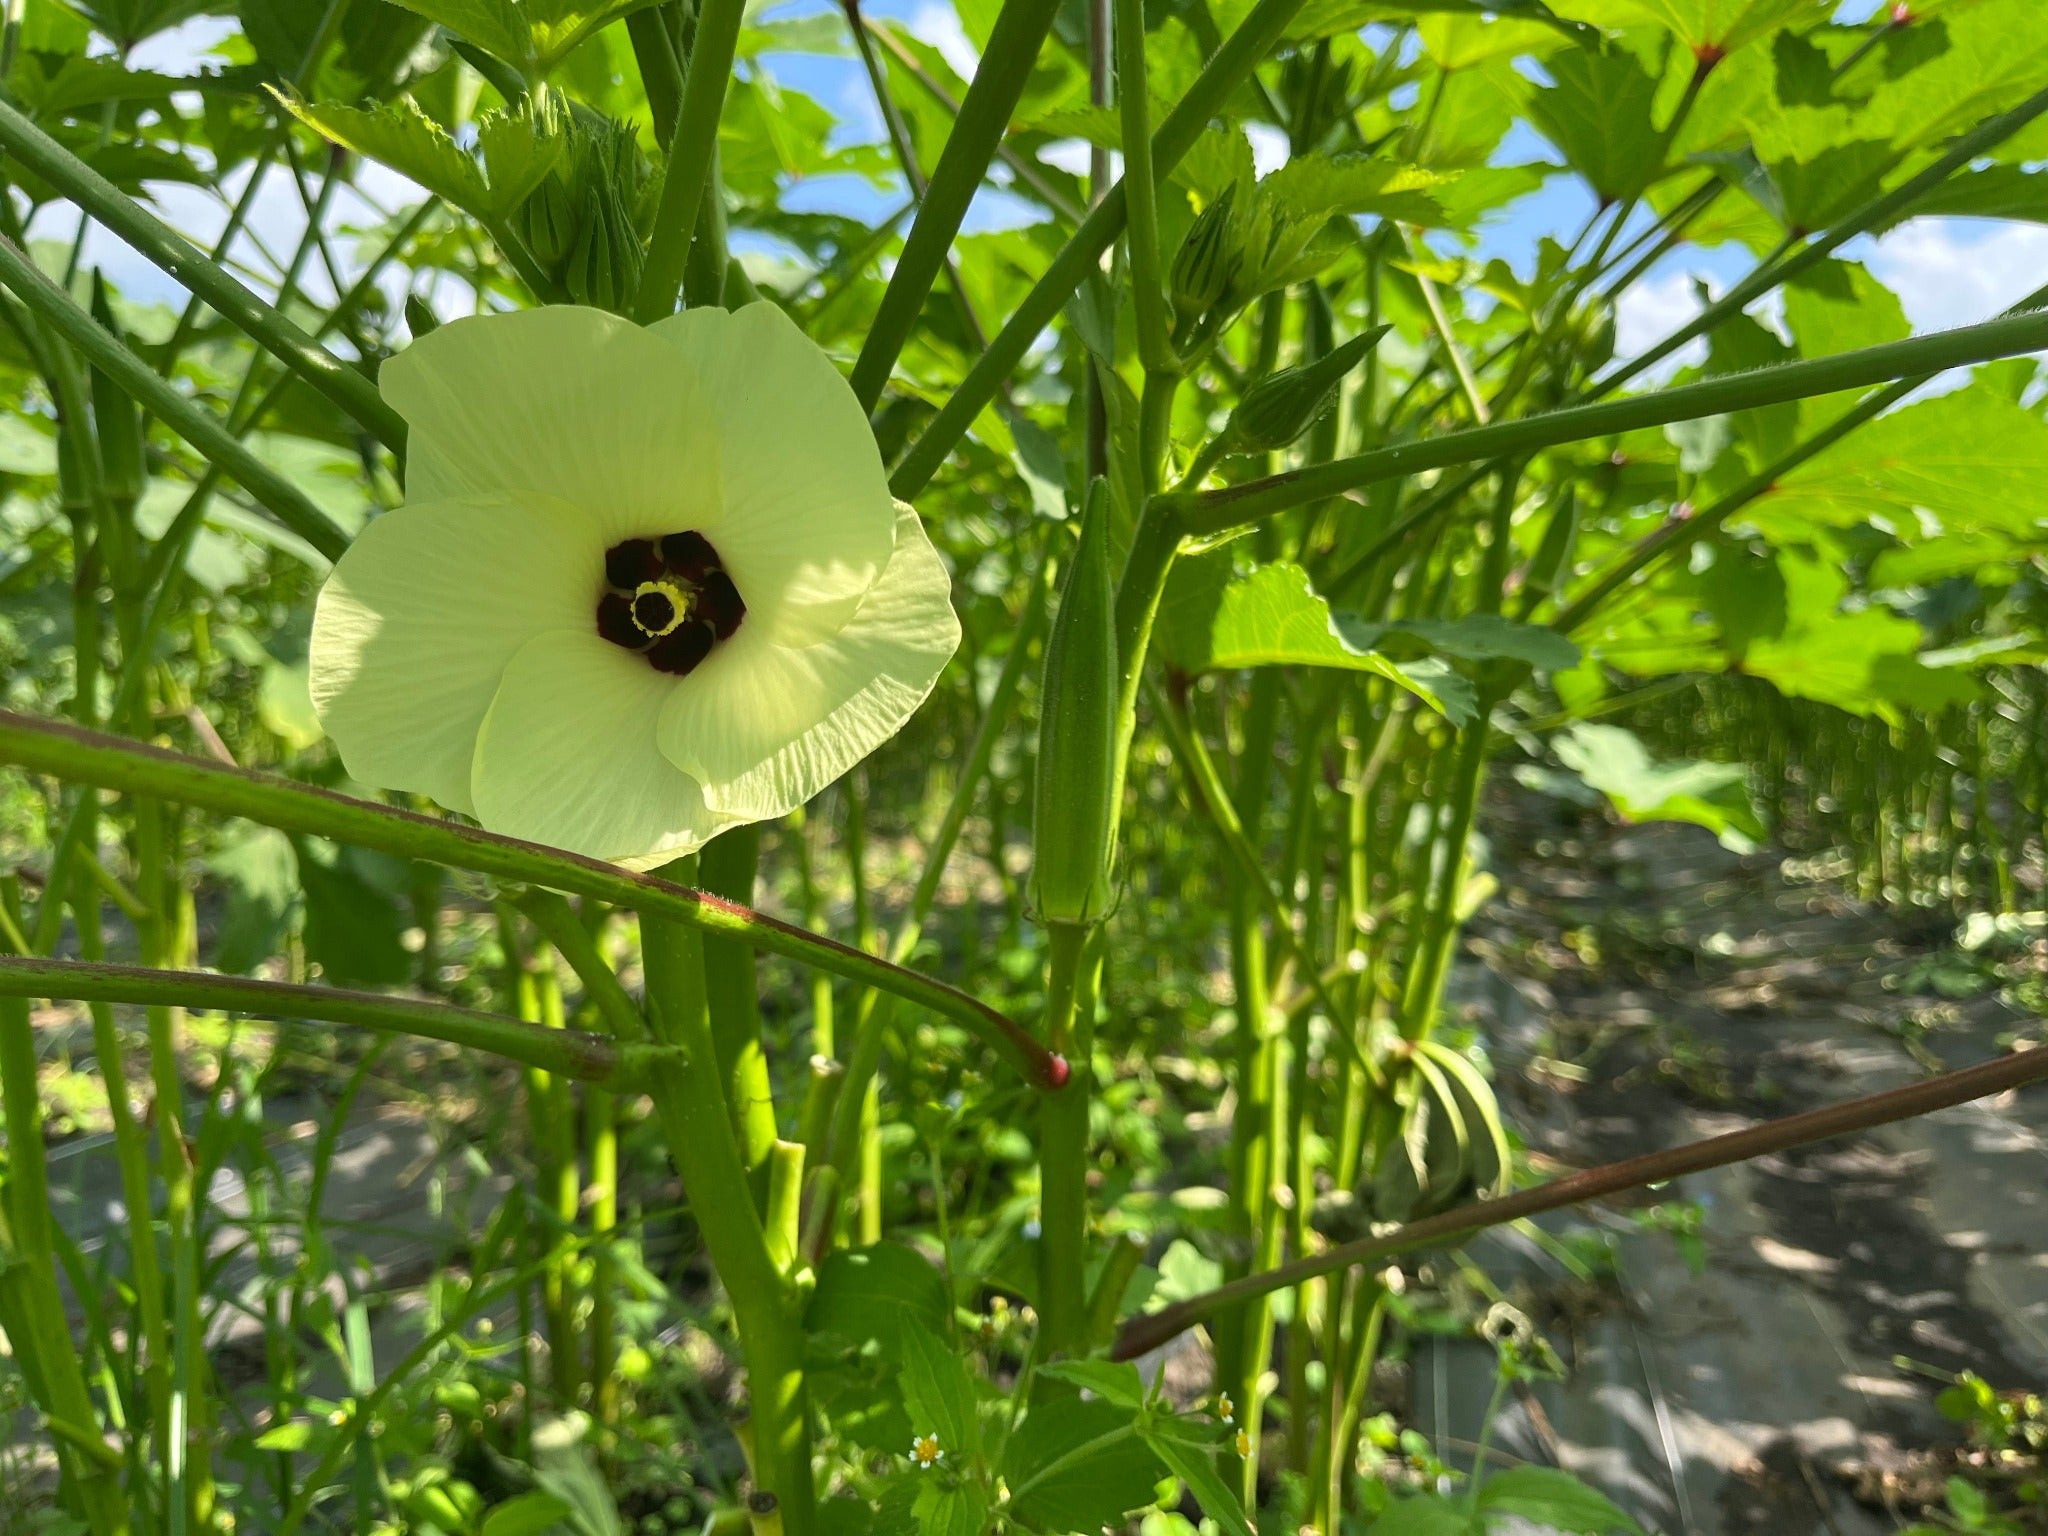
[310, 303, 960, 867]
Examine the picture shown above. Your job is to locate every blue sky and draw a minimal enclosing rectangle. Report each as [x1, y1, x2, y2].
[51, 1, 2048, 372]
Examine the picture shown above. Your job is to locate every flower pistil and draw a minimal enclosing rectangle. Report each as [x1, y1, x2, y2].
[595, 531, 747, 677]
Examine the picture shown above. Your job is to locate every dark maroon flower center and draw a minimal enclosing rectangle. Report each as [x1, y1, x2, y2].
[595, 532, 745, 676]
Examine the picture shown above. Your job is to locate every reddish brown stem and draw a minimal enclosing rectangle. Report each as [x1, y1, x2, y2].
[1114, 1041, 2048, 1360]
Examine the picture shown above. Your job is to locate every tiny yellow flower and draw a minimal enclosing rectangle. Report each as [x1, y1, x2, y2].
[910, 1432, 945, 1468]
[1216, 1392, 1235, 1425]
[1234, 1427, 1252, 1458]
[311, 303, 960, 865]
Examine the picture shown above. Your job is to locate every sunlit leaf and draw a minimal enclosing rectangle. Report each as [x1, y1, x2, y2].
[1037, 1360, 1147, 1408]
[1475, 1464, 1643, 1534]
[1524, 45, 1663, 202]
[1757, 387, 2048, 538]
[1157, 557, 1480, 723]
[277, 95, 491, 211]
[480, 1492, 576, 1536]
[1002, 1397, 1163, 1533]
[8, 54, 184, 116]
[1886, 164, 2048, 226]
[910, 1480, 987, 1536]
[1554, 723, 1765, 852]
[1340, 613, 1582, 673]
[1143, 1421, 1255, 1536]
[899, 1326, 979, 1457]
[1858, 0, 2048, 148]
[1556, 0, 1827, 56]
[1367, 1495, 1481, 1534]
[1258, 152, 1453, 226]
[277, 94, 565, 222]
[807, 1243, 950, 1361]
[1784, 260, 1909, 362]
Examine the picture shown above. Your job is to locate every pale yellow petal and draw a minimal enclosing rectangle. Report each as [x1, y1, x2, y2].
[383, 305, 720, 546]
[472, 630, 719, 865]
[647, 302, 894, 645]
[310, 496, 594, 815]
[656, 504, 960, 821]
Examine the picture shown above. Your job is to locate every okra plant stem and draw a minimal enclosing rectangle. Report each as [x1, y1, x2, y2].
[640, 896, 817, 1533]
[1034, 922, 1094, 1356]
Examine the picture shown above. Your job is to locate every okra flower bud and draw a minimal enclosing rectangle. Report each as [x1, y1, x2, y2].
[403, 294, 441, 338]
[88, 274, 145, 504]
[567, 178, 645, 315]
[1028, 483, 1119, 929]
[519, 168, 579, 271]
[1229, 324, 1390, 453]
[1171, 183, 1242, 324]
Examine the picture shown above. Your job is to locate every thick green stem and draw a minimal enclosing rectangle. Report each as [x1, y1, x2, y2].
[1398, 713, 1488, 1040]
[0, 712, 1063, 1088]
[1113, 0, 1173, 377]
[1319, 1283, 1386, 1524]
[587, 1081, 620, 1426]
[513, 889, 649, 1042]
[1106, 499, 1183, 852]
[627, 7, 685, 151]
[634, 0, 746, 322]
[1168, 306, 2048, 534]
[888, 0, 1311, 498]
[0, 101, 403, 449]
[130, 792, 212, 1535]
[1216, 669, 1283, 1504]
[701, 826, 778, 1179]
[849, 0, 1065, 409]
[0, 956, 650, 1083]
[0, 993, 130, 1535]
[66, 873, 169, 1459]
[1034, 923, 1095, 1356]
[498, 908, 579, 1404]
[1282, 1146, 1315, 1477]
[640, 902, 815, 1532]
[0, 238, 348, 559]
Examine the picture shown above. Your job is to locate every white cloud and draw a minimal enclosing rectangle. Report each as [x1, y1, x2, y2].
[906, 1, 980, 79]
[1036, 138, 1121, 184]
[1862, 218, 2048, 334]
[32, 155, 431, 336]
[1612, 267, 1791, 380]
[1614, 270, 1708, 376]
[123, 14, 234, 70]
[1603, 219, 2046, 395]
[1244, 122, 1290, 178]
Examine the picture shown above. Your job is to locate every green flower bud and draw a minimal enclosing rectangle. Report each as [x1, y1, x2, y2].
[1170, 182, 1241, 323]
[402, 293, 440, 338]
[1517, 486, 1577, 606]
[88, 273, 145, 505]
[55, 419, 94, 517]
[1229, 324, 1390, 453]
[1028, 481, 1119, 929]
[519, 167, 579, 271]
[566, 177, 645, 315]
[1571, 300, 1616, 372]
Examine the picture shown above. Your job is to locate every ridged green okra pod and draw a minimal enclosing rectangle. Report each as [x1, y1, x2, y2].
[1029, 481, 1119, 928]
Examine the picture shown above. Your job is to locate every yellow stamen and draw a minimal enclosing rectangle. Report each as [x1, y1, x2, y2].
[630, 578, 695, 637]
